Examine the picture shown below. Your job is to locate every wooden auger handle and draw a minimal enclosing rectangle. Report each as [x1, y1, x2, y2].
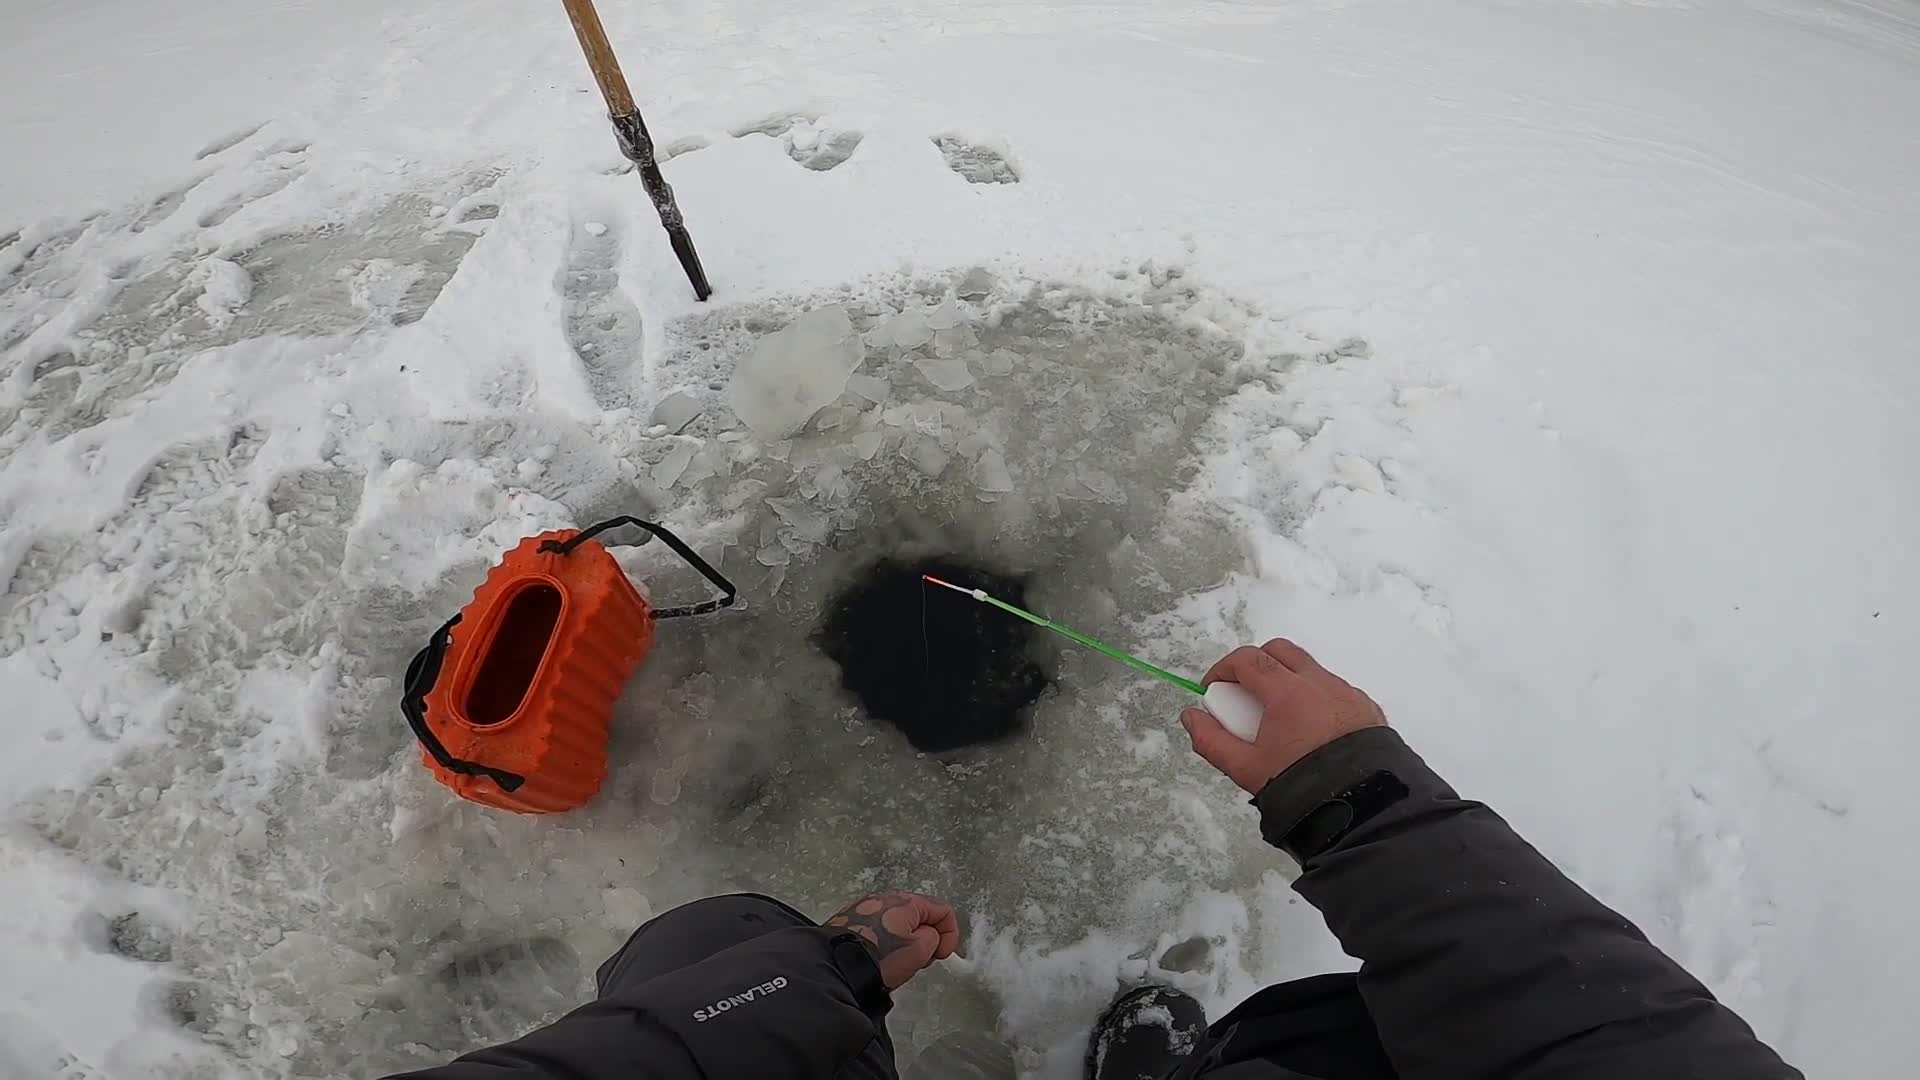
[561, 0, 637, 117]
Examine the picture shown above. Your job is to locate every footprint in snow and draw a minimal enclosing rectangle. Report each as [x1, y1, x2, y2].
[559, 219, 644, 411]
[638, 112, 865, 173]
[933, 135, 1020, 184]
[731, 112, 865, 171]
[646, 116, 1020, 182]
[0, 1010, 109, 1080]
[193, 121, 269, 161]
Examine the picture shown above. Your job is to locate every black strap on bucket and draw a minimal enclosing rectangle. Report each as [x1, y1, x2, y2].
[400, 518, 735, 792]
[401, 613, 528, 791]
[535, 516, 736, 618]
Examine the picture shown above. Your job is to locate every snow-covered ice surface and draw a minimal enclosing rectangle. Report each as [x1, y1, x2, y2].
[3, 0, 1917, 1076]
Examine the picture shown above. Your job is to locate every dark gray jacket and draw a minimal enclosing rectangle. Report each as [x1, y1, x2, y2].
[1204, 727, 1801, 1079]
[389, 728, 1800, 1079]
[388, 907, 896, 1078]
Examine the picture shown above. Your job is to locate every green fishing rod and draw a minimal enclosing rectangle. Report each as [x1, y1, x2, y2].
[921, 575, 1262, 741]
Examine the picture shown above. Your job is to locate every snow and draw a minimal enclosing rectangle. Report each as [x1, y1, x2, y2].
[727, 304, 864, 439]
[2, 0, 1917, 1078]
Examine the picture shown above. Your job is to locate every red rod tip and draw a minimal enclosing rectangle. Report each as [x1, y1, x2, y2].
[922, 574, 977, 597]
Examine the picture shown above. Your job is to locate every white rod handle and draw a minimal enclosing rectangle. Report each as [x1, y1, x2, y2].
[1202, 682, 1263, 743]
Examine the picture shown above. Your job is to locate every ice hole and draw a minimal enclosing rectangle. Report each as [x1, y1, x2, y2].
[819, 558, 1051, 752]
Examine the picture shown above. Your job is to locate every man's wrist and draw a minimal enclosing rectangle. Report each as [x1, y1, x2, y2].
[1252, 728, 1437, 859]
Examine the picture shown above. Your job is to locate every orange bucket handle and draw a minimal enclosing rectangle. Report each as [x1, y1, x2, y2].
[399, 517, 735, 790]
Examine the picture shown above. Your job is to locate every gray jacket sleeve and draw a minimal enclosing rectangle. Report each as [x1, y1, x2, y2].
[385, 926, 895, 1080]
[1255, 727, 1801, 1080]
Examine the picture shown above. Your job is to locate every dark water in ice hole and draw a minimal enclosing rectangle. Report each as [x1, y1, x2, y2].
[821, 557, 1051, 753]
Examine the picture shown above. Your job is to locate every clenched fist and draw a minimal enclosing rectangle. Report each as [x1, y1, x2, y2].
[1181, 639, 1386, 794]
[823, 890, 961, 990]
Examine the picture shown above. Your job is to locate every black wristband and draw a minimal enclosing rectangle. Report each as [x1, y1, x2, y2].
[828, 933, 894, 1017]
[1263, 770, 1410, 860]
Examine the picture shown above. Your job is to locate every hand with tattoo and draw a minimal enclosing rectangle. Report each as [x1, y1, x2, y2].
[823, 890, 962, 990]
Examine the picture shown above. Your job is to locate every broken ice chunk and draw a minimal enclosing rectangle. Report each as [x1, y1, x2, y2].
[972, 449, 1014, 492]
[846, 373, 891, 403]
[1333, 453, 1386, 493]
[861, 316, 897, 349]
[651, 391, 704, 433]
[886, 309, 934, 350]
[702, 443, 735, 479]
[812, 404, 859, 431]
[725, 478, 769, 511]
[1076, 463, 1125, 503]
[814, 464, 852, 504]
[651, 442, 697, 488]
[956, 266, 996, 300]
[195, 258, 254, 320]
[925, 298, 964, 330]
[651, 767, 683, 806]
[347, 257, 418, 315]
[756, 544, 791, 567]
[768, 496, 832, 542]
[679, 445, 720, 487]
[913, 354, 975, 392]
[908, 438, 951, 477]
[603, 887, 653, 928]
[851, 429, 885, 460]
[727, 305, 863, 439]
[982, 349, 1017, 376]
[933, 324, 977, 356]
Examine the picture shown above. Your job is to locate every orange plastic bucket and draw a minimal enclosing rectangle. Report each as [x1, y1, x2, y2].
[401, 517, 734, 814]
